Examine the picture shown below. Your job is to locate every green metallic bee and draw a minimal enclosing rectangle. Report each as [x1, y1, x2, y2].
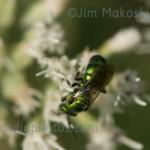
[59, 55, 114, 116]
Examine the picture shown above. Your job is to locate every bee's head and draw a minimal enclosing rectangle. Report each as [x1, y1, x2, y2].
[89, 55, 107, 65]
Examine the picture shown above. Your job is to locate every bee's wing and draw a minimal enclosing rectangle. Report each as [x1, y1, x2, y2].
[87, 64, 114, 103]
[88, 88, 100, 104]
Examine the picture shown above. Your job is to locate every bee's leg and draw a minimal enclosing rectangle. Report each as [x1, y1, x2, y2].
[71, 71, 84, 91]
[74, 70, 84, 82]
[83, 106, 89, 111]
[67, 116, 73, 133]
[72, 77, 84, 90]
[71, 78, 83, 91]
[65, 78, 72, 86]
[61, 96, 66, 102]
[101, 88, 107, 93]
[67, 115, 72, 128]
[72, 70, 84, 87]
[54, 71, 72, 86]
[74, 71, 82, 78]
[74, 77, 84, 84]
[71, 82, 81, 88]
[70, 83, 80, 92]
[83, 101, 90, 111]
[67, 116, 78, 137]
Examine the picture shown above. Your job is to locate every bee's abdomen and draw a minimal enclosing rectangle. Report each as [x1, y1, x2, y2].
[59, 94, 90, 116]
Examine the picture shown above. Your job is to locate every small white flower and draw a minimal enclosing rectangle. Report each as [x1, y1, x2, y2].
[36, 55, 77, 92]
[43, 91, 69, 128]
[110, 28, 141, 51]
[111, 70, 148, 107]
[100, 28, 141, 56]
[12, 87, 41, 116]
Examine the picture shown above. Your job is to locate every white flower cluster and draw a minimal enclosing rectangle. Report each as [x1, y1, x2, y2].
[27, 21, 66, 60]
